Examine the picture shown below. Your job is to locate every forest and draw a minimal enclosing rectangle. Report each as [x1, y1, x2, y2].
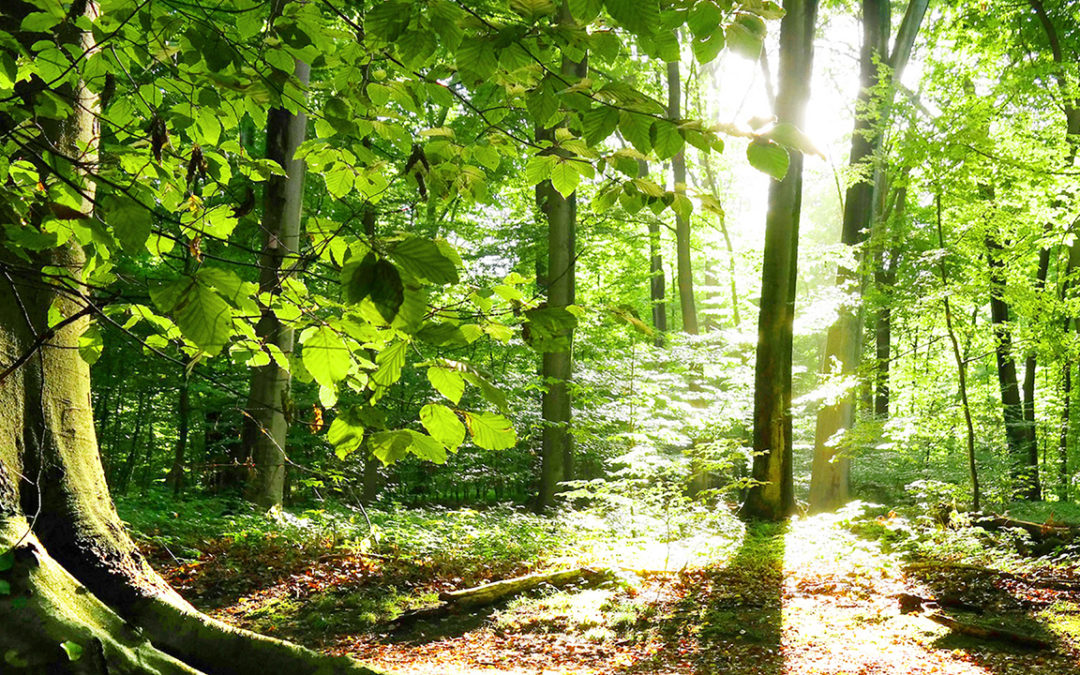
[2, 0, 1080, 672]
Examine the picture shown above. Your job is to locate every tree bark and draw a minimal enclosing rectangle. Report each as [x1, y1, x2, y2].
[743, 0, 819, 521]
[637, 160, 667, 344]
[168, 370, 191, 496]
[986, 230, 1041, 500]
[242, 25, 310, 509]
[935, 194, 981, 510]
[536, 4, 584, 513]
[808, 0, 931, 513]
[667, 60, 697, 335]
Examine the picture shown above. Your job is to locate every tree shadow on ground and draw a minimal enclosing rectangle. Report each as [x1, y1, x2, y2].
[907, 560, 1080, 674]
[622, 520, 786, 674]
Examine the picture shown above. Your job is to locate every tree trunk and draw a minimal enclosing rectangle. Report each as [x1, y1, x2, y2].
[667, 60, 698, 335]
[242, 39, 310, 509]
[810, 0, 896, 512]
[743, 0, 819, 521]
[168, 370, 191, 496]
[536, 5, 584, 513]
[935, 194, 981, 510]
[638, 160, 667, 344]
[986, 231, 1041, 500]
[808, 0, 928, 512]
[116, 390, 148, 495]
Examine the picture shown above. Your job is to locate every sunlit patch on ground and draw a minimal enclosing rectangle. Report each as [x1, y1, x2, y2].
[148, 502, 1080, 674]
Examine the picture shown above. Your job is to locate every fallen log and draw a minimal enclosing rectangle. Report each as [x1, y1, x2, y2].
[896, 593, 1052, 650]
[971, 514, 1077, 540]
[922, 611, 1052, 650]
[392, 566, 616, 626]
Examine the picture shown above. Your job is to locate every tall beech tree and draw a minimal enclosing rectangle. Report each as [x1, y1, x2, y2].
[242, 44, 310, 510]
[535, 5, 585, 513]
[667, 58, 698, 335]
[743, 0, 819, 521]
[808, 0, 928, 512]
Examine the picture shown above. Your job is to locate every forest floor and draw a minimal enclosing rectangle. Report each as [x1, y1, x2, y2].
[134, 500, 1080, 675]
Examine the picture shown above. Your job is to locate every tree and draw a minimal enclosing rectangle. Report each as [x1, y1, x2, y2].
[241, 8, 311, 509]
[808, 0, 928, 512]
[742, 0, 819, 521]
[535, 4, 585, 513]
[667, 58, 698, 335]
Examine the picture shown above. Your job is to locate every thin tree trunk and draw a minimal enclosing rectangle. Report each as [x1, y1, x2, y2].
[168, 370, 191, 496]
[700, 152, 741, 326]
[667, 59, 697, 335]
[639, 160, 667, 344]
[1027, 0, 1079, 504]
[536, 3, 584, 513]
[116, 390, 148, 495]
[743, 0, 819, 521]
[986, 230, 1041, 500]
[935, 193, 981, 510]
[242, 25, 310, 509]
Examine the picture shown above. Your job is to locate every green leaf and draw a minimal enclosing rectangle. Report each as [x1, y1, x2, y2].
[726, 16, 764, 60]
[390, 237, 459, 284]
[420, 403, 466, 449]
[78, 323, 103, 365]
[300, 326, 350, 389]
[464, 411, 517, 450]
[342, 254, 404, 323]
[109, 203, 151, 255]
[671, 192, 693, 221]
[652, 29, 680, 63]
[405, 430, 447, 463]
[324, 164, 354, 198]
[428, 366, 465, 404]
[0, 580, 9, 596]
[0, 550, 12, 572]
[567, 0, 602, 23]
[605, 0, 658, 36]
[457, 40, 498, 81]
[61, 641, 83, 662]
[462, 370, 509, 413]
[525, 155, 558, 185]
[692, 30, 725, 64]
[687, 1, 721, 39]
[524, 306, 578, 353]
[652, 120, 684, 160]
[366, 1, 411, 41]
[328, 407, 366, 460]
[370, 430, 411, 465]
[619, 111, 653, 154]
[21, 12, 62, 32]
[766, 122, 822, 157]
[746, 139, 790, 181]
[174, 281, 234, 356]
[549, 160, 581, 198]
[372, 340, 409, 388]
[582, 107, 619, 146]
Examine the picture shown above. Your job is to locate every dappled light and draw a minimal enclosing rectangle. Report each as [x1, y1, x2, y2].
[4, 0, 1080, 672]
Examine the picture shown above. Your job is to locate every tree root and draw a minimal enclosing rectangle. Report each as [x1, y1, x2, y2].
[0, 519, 388, 674]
